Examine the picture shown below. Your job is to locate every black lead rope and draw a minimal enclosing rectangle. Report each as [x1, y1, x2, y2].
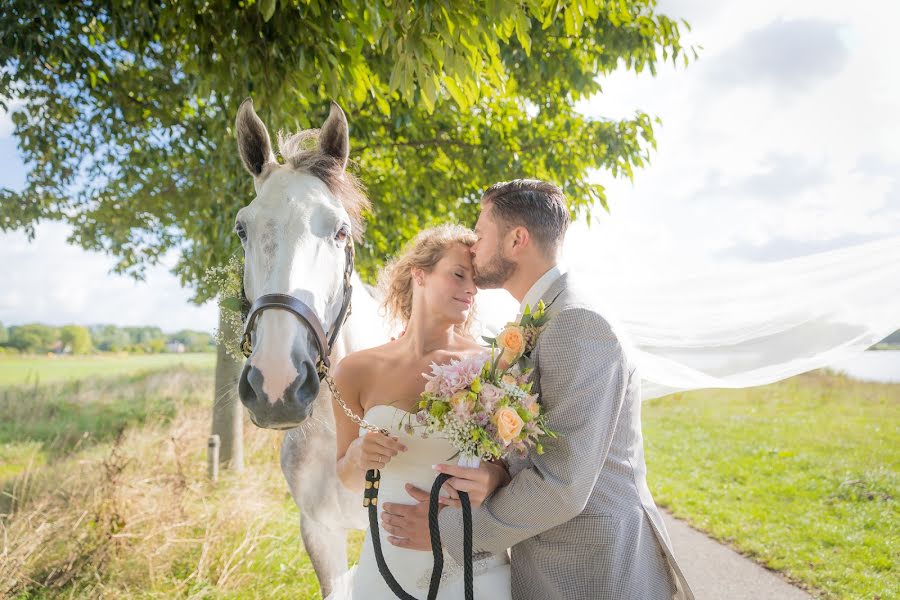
[364, 469, 474, 600]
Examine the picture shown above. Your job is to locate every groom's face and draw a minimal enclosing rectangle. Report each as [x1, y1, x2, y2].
[471, 204, 517, 289]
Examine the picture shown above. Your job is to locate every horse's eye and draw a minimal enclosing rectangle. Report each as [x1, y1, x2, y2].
[334, 225, 350, 243]
[235, 222, 248, 243]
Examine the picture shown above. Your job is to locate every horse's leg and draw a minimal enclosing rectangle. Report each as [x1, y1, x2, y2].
[281, 427, 353, 598]
[300, 512, 348, 598]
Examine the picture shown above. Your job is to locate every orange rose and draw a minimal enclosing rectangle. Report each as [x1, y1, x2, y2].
[493, 407, 524, 444]
[496, 325, 525, 357]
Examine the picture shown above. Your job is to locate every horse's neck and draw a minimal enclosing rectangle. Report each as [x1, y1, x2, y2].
[313, 274, 393, 417]
[331, 272, 394, 365]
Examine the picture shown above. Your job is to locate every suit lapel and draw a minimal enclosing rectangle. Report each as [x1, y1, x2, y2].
[531, 272, 569, 379]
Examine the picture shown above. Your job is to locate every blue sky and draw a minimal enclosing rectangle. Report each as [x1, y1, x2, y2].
[2, 0, 898, 334]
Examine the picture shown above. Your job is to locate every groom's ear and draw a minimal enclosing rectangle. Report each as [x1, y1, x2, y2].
[509, 226, 531, 251]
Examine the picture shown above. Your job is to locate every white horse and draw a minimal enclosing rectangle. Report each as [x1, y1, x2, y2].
[234, 99, 393, 597]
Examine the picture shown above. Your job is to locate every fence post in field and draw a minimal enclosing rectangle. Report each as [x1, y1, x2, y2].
[207, 434, 220, 481]
[212, 306, 245, 471]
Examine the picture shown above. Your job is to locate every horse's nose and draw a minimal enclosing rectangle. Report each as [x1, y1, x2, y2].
[238, 363, 269, 415]
[287, 357, 321, 406]
[238, 361, 319, 429]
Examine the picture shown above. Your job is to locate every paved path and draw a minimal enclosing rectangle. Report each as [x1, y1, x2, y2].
[662, 511, 815, 599]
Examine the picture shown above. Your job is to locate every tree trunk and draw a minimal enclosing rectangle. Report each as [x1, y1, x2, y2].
[212, 306, 245, 471]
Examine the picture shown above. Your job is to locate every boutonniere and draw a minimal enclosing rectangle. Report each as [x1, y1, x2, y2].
[482, 299, 551, 374]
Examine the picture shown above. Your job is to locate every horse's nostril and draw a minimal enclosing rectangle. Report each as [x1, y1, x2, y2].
[238, 364, 268, 406]
[285, 359, 320, 407]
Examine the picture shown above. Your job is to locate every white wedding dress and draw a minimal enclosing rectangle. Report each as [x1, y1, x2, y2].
[326, 405, 512, 600]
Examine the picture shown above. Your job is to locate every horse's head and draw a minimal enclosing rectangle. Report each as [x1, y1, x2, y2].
[234, 99, 368, 429]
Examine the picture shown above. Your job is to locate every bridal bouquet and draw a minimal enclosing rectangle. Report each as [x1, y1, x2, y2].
[409, 301, 556, 463]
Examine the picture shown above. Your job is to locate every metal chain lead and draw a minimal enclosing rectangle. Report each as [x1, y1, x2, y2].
[320, 362, 390, 435]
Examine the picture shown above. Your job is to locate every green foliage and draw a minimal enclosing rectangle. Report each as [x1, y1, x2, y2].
[0, 0, 693, 294]
[167, 329, 216, 352]
[7, 323, 58, 353]
[0, 321, 8, 344]
[643, 372, 900, 599]
[89, 324, 134, 352]
[60, 324, 94, 354]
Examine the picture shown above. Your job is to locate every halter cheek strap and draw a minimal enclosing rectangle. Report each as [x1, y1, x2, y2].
[239, 242, 355, 379]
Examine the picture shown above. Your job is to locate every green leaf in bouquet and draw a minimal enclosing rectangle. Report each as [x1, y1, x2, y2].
[536, 442, 545, 454]
[515, 406, 533, 423]
[430, 400, 449, 418]
[471, 376, 482, 393]
[481, 358, 492, 378]
[482, 336, 497, 345]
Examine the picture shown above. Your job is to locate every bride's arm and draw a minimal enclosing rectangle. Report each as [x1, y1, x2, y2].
[332, 355, 407, 492]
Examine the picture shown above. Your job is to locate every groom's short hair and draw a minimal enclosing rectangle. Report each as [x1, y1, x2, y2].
[481, 179, 570, 255]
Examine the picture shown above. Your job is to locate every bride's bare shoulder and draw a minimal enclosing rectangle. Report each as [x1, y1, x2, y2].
[332, 342, 396, 383]
[458, 335, 487, 356]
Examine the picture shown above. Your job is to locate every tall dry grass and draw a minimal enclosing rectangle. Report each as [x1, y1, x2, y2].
[1, 367, 332, 599]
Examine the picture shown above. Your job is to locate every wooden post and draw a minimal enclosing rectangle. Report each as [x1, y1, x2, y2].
[207, 434, 220, 481]
[211, 306, 245, 471]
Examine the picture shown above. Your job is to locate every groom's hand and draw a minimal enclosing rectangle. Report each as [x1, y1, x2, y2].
[382, 484, 438, 551]
[433, 461, 511, 508]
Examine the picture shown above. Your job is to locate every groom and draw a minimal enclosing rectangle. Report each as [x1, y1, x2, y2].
[381, 179, 694, 599]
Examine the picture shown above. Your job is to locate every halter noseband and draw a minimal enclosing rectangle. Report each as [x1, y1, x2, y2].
[239, 242, 355, 379]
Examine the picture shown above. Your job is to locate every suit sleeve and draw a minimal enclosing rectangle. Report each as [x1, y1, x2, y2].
[438, 306, 631, 563]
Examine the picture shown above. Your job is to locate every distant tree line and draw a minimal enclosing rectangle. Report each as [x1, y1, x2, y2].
[0, 321, 214, 355]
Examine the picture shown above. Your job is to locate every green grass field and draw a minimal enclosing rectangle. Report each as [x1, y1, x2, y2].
[1, 356, 896, 598]
[0, 361, 355, 598]
[644, 371, 899, 599]
[0, 352, 216, 386]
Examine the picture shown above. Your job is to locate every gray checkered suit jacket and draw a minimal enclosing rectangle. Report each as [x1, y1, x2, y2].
[439, 273, 694, 599]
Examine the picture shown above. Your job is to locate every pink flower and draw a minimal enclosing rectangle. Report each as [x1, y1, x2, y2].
[439, 354, 488, 395]
[522, 394, 540, 417]
[478, 383, 503, 412]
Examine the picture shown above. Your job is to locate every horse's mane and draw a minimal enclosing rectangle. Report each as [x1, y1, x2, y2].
[276, 129, 370, 242]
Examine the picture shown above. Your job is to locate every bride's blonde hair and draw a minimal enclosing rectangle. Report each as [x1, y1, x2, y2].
[378, 225, 478, 336]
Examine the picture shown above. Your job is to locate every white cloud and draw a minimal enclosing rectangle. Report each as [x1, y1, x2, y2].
[0, 221, 218, 332]
[573, 0, 900, 268]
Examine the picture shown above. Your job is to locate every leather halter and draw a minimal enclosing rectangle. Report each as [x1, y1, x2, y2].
[239, 243, 355, 379]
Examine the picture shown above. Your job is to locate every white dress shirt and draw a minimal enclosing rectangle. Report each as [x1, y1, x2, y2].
[519, 263, 567, 315]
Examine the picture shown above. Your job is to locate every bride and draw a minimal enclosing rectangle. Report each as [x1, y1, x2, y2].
[325, 225, 513, 599]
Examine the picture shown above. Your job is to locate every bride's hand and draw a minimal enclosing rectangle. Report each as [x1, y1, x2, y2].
[433, 461, 511, 508]
[347, 431, 407, 471]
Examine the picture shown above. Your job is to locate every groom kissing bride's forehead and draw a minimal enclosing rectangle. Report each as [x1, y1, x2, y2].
[469, 179, 571, 297]
[373, 178, 695, 600]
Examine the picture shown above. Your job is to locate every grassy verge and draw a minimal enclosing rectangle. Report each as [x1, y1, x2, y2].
[0, 353, 216, 387]
[643, 370, 899, 600]
[1, 365, 363, 599]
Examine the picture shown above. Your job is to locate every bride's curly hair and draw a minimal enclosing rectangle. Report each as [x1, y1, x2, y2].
[378, 225, 478, 336]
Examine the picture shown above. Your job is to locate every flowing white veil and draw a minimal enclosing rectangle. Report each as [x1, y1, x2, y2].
[471, 233, 900, 401]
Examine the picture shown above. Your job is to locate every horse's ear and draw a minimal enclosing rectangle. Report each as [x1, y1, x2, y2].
[236, 98, 275, 178]
[319, 101, 349, 171]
